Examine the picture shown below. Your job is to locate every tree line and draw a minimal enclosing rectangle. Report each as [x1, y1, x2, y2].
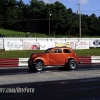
[0, 0, 100, 37]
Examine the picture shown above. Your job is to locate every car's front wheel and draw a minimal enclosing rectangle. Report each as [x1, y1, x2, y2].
[67, 59, 77, 70]
[35, 61, 44, 72]
[28, 64, 35, 71]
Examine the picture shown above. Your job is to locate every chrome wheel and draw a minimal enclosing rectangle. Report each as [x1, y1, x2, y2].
[67, 60, 77, 70]
[35, 62, 44, 72]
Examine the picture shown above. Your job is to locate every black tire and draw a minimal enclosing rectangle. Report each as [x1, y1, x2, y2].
[67, 59, 77, 70]
[35, 61, 44, 72]
[28, 64, 35, 71]
[28, 59, 35, 71]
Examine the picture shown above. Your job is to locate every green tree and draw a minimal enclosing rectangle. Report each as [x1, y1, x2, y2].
[0, 0, 8, 28]
[87, 14, 97, 36]
[5, 0, 18, 29]
[48, 1, 68, 36]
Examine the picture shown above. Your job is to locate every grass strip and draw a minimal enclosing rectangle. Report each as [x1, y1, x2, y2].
[0, 48, 100, 58]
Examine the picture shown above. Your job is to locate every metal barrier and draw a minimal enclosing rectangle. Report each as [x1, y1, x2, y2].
[78, 56, 91, 64]
[18, 58, 29, 66]
[0, 58, 19, 67]
[0, 56, 100, 67]
[91, 56, 100, 63]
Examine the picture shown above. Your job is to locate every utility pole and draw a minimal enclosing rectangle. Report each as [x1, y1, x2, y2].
[49, 11, 52, 36]
[77, 3, 81, 38]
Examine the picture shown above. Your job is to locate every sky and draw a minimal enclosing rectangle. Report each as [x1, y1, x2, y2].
[22, 0, 100, 17]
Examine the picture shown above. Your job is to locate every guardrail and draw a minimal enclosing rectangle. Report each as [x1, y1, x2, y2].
[78, 56, 91, 64]
[0, 58, 19, 67]
[78, 56, 100, 64]
[18, 58, 29, 66]
[0, 56, 100, 67]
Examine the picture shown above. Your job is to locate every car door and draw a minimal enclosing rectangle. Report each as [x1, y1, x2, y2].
[49, 49, 64, 65]
[62, 49, 72, 60]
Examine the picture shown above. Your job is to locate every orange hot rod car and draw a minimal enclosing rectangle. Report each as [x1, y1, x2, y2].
[28, 47, 78, 72]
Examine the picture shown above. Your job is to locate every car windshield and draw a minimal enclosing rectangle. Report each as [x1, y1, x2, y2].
[45, 48, 52, 53]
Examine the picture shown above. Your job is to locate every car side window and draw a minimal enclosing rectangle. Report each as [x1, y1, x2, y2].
[63, 49, 71, 53]
[51, 49, 55, 53]
[51, 49, 62, 53]
[58, 49, 62, 53]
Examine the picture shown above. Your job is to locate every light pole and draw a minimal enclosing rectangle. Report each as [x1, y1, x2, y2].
[49, 11, 52, 36]
[77, 3, 81, 38]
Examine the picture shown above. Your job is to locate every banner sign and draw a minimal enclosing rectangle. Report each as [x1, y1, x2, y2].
[0, 38, 4, 49]
[70, 42, 76, 49]
[23, 41, 40, 50]
[4, 38, 100, 51]
[55, 42, 70, 47]
[4, 40, 23, 50]
[55, 42, 76, 49]
[90, 39, 100, 47]
[76, 41, 89, 49]
[40, 42, 55, 50]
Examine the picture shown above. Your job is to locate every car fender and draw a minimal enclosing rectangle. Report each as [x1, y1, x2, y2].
[33, 57, 49, 65]
[65, 57, 76, 64]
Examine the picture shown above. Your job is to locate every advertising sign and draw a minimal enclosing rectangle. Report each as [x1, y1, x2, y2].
[23, 42, 40, 50]
[55, 42, 70, 47]
[40, 42, 55, 50]
[4, 40, 23, 50]
[76, 41, 89, 49]
[90, 39, 100, 47]
[0, 38, 4, 49]
[70, 42, 76, 49]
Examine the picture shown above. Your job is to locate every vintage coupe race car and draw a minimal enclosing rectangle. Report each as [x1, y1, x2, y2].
[28, 47, 78, 72]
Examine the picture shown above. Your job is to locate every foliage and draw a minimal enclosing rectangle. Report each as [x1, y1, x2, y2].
[0, 0, 100, 37]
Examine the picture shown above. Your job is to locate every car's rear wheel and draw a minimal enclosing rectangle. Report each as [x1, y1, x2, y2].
[35, 61, 44, 72]
[67, 59, 77, 70]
